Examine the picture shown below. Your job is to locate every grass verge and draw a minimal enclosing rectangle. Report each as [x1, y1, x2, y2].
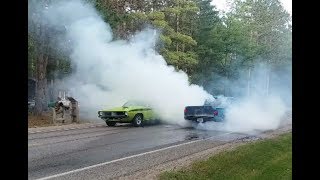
[160, 133, 292, 180]
[28, 113, 90, 128]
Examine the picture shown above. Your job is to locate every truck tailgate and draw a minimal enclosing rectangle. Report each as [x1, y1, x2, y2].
[184, 106, 214, 117]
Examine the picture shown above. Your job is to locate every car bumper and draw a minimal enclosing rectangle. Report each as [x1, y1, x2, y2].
[99, 115, 131, 122]
[184, 116, 222, 122]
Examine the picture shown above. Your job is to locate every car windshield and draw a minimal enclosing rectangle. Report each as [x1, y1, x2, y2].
[122, 101, 148, 107]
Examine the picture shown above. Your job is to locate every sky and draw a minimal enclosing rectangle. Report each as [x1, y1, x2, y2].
[211, 0, 292, 15]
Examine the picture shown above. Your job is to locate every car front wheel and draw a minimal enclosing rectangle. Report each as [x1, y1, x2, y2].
[106, 121, 116, 127]
[133, 114, 143, 127]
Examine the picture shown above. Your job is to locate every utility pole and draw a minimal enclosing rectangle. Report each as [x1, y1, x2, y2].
[266, 67, 270, 96]
[247, 67, 251, 97]
[266, 60, 271, 96]
[154, 30, 156, 54]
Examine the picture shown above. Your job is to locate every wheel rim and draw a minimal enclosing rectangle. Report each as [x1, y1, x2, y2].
[136, 116, 142, 125]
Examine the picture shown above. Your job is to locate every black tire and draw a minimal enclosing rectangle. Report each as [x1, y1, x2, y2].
[132, 114, 143, 127]
[106, 121, 116, 127]
[184, 121, 193, 127]
[154, 119, 161, 125]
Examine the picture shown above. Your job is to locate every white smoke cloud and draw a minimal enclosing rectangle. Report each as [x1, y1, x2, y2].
[224, 95, 289, 132]
[40, 0, 211, 125]
[193, 63, 292, 133]
[194, 95, 291, 133]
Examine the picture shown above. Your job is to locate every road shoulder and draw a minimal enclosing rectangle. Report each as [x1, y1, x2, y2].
[117, 124, 292, 180]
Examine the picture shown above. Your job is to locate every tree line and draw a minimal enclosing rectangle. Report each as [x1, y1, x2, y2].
[28, 0, 292, 115]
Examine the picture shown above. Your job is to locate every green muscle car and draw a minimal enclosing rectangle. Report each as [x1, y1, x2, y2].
[98, 101, 159, 127]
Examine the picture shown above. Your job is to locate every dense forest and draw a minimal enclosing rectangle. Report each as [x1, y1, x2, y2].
[28, 0, 292, 115]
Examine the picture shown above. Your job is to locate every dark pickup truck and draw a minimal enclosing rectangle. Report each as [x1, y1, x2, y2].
[184, 97, 234, 123]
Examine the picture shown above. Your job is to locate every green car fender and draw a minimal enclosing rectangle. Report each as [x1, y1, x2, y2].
[126, 106, 154, 121]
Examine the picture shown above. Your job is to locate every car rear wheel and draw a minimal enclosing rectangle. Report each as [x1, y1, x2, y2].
[133, 114, 143, 127]
[106, 121, 116, 127]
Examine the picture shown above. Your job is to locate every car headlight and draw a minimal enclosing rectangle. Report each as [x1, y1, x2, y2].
[125, 112, 128, 116]
[98, 111, 102, 116]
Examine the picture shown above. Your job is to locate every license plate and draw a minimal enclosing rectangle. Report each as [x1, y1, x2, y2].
[197, 118, 204, 123]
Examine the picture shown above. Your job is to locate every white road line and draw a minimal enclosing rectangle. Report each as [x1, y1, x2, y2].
[35, 132, 232, 180]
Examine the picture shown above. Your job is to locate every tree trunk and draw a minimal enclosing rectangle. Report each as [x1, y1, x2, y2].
[226, 70, 230, 96]
[34, 53, 48, 115]
[176, 13, 179, 52]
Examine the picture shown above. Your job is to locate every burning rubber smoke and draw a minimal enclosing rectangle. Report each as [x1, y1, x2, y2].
[195, 64, 292, 133]
[38, 0, 211, 125]
[30, 0, 291, 132]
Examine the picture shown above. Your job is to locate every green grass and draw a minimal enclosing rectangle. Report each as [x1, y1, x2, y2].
[160, 133, 292, 180]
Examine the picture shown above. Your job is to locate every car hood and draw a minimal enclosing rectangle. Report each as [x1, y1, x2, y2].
[100, 106, 147, 112]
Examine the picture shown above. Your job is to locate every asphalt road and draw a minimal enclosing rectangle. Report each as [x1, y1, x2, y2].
[28, 122, 277, 180]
